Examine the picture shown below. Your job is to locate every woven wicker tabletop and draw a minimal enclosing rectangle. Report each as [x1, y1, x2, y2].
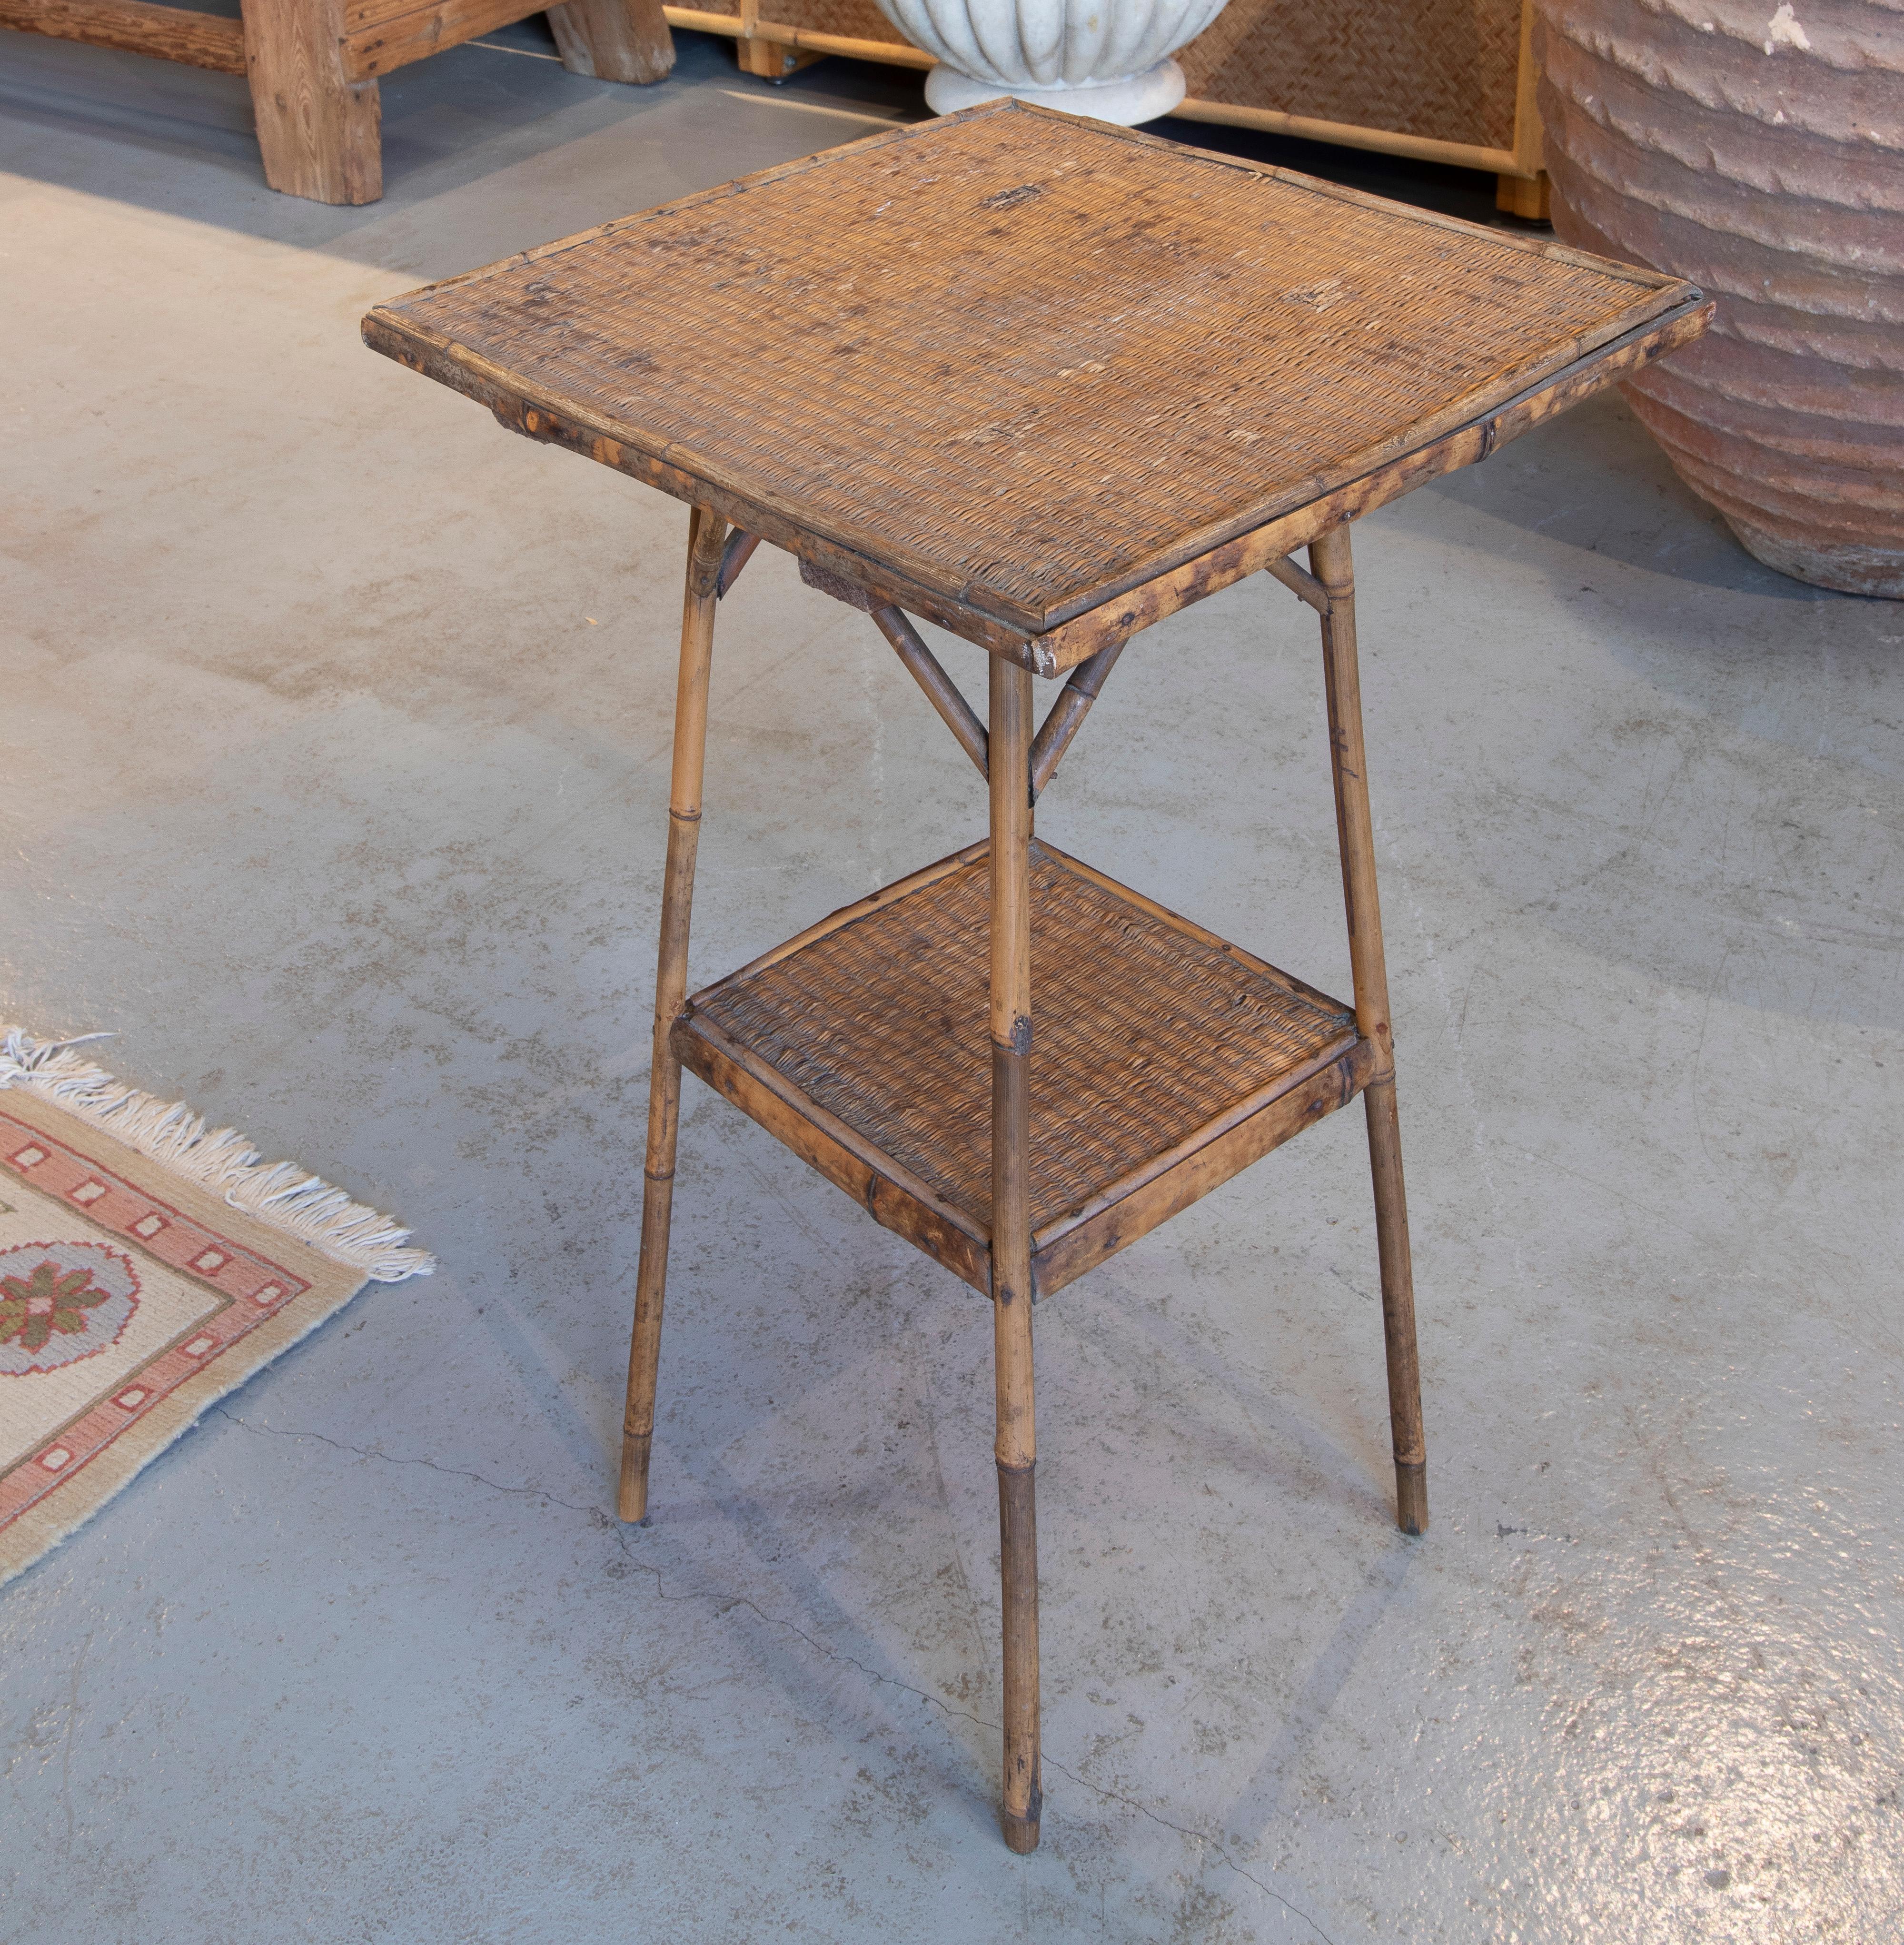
[365, 101, 1695, 637]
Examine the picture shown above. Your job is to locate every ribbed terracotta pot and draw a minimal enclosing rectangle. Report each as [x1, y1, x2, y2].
[1536, 0, 1904, 596]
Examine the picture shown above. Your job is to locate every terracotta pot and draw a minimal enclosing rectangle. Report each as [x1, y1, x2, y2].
[1536, 0, 1904, 597]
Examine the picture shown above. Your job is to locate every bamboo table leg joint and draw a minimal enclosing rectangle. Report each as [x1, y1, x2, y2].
[1029, 635, 1128, 800]
[1264, 550, 1335, 616]
[873, 605, 991, 779]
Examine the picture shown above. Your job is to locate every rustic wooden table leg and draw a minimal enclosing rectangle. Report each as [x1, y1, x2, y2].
[1309, 524, 1429, 1538]
[619, 506, 728, 1523]
[989, 655, 1042, 1853]
[242, 0, 381, 205]
[1495, 172, 1551, 221]
[734, 33, 824, 80]
[547, 0, 675, 83]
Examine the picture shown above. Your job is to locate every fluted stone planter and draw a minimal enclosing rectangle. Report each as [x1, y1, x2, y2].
[878, 0, 1233, 124]
[1537, 0, 1904, 597]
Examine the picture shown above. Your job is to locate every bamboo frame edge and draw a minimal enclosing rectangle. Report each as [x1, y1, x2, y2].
[1031, 1034, 1369, 1264]
[675, 1012, 995, 1271]
[1169, 99, 1522, 179]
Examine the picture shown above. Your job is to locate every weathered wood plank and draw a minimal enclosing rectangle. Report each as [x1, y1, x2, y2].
[343, 0, 545, 78]
[0, 0, 244, 71]
[245, 0, 381, 204]
[548, 0, 674, 81]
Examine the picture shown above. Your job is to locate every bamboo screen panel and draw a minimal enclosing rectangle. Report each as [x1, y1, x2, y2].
[1177, 0, 1521, 151]
[768, 0, 909, 45]
[737, 0, 1522, 151]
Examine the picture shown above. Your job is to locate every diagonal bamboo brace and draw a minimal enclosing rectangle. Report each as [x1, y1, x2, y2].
[1029, 634, 1128, 800]
[1264, 552, 1331, 615]
[871, 604, 990, 779]
[716, 529, 760, 598]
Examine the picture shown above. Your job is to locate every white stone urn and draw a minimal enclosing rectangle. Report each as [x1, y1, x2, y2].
[876, 0, 1232, 125]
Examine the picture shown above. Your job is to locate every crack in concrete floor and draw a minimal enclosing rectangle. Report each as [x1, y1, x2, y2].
[212, 1406, 1341, 1944]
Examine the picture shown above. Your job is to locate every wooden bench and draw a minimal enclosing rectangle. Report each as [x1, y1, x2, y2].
[0, 0, 674, 202]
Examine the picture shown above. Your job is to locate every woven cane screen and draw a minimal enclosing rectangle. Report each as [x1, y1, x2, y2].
[734, 0, 1522, 151]
[1177, 0, 1521, 152]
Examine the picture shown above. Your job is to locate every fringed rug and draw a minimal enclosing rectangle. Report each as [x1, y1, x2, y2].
[0, 1027, 433, 1588]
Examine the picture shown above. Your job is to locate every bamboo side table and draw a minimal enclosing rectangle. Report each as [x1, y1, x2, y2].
[365, 103, 1705, 1854]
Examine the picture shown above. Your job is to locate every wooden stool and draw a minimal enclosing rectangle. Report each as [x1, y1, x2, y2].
[365, 104, 1705, 1852]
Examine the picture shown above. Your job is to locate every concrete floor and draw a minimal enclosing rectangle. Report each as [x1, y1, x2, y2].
[3, 22, 1901, 1944]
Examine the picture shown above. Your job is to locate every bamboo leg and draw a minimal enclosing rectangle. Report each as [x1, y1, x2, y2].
[1308, 524, 1429, 1538]
[619, 506, 728, 1524]
[989, 655, 1041, 1854]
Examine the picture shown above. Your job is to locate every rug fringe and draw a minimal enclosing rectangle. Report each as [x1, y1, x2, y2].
[0, 1027, 435, 1283]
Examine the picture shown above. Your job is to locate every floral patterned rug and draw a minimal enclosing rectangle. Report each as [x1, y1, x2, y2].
[0, 1029, 432, 1588]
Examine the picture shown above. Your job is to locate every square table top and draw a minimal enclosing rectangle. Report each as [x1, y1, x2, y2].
[365, 102, 1703, 654]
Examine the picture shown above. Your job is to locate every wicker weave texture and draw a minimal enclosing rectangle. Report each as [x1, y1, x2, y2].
[692, 843, 1353, 1233]
[378, 107, 1674, 630]
[767, 0, 910, 42]
[1177, 0, 1521, 151]
[751, 0, 1519, 147]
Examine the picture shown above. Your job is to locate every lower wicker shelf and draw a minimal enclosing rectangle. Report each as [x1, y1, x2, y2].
[674, 839, 1381, 1296]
